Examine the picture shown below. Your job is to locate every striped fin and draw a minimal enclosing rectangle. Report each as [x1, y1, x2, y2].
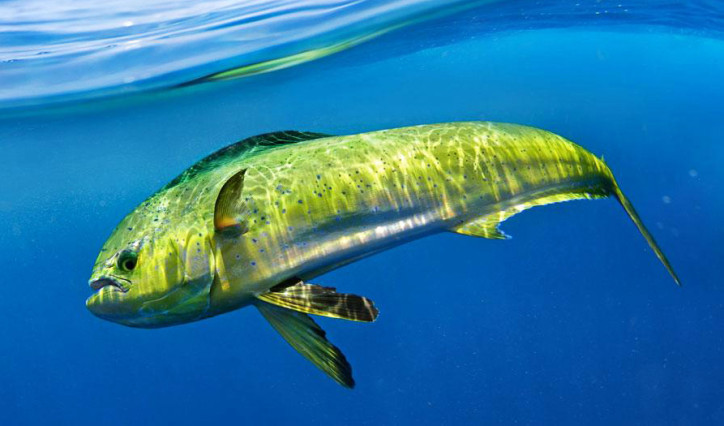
[452, 190, 610, 239]
[257, 280, 379, 322]
[256, 301, 355, 388]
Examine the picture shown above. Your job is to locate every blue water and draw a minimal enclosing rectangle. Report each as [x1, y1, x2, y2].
[1, 1, 723, 424]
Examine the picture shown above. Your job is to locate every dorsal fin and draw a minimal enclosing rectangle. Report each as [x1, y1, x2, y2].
[164, 131, 332, 190]
[242, 131, 332, 150]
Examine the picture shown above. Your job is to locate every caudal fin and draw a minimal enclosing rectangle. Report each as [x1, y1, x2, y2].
[612, 185, 681, 286]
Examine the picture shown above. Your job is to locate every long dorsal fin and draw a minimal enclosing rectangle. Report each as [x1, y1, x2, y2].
[257, 280, 379, 322]
[243, 131, 332, 150]
[256, 301, 355, 388]
[214, 169, 249, 236]
[164, 131, 332, 190]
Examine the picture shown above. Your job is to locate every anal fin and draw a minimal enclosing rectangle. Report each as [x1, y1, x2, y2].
[256, 301, 354, 388]
[452, 215, 511, 240]
[451, 191, 610, 239]
[257, 280, 379, 322]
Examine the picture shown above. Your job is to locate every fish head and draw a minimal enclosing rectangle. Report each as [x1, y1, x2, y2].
[86, 210, 215, 328]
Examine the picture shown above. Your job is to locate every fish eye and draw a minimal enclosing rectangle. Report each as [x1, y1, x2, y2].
[117, 250, 138, 272]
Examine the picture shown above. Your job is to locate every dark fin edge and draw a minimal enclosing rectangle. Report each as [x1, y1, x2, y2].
[164, 131, 332, 191]
[258, 280, 379, 323]
[256, 301, 355, 388]
[613, 186, 681, 286]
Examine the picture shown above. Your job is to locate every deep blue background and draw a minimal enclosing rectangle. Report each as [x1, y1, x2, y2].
[1, 18, 723, 426]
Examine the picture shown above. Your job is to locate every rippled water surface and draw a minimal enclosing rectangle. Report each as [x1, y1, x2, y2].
[1, 0, 722, 109]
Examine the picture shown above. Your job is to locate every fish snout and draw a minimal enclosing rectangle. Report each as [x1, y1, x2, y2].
[89, 276, 128, 292]
[86, 276, 132, 321]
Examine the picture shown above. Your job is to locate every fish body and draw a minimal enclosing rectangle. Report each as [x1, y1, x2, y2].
[86, 122, 678, 387]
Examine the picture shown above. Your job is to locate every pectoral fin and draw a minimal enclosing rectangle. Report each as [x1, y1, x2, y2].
[214, 169, 249, 236]
[256, 301, 355, 388]
[257, 280, 379, 322]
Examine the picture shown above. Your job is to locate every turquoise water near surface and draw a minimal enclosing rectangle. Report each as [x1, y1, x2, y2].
[1, 1, 723, 424]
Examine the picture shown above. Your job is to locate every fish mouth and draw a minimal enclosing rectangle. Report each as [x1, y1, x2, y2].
[89, 276, 129, 293]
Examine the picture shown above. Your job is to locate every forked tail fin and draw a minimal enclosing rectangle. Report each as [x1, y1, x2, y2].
[612, 185, 681, 286]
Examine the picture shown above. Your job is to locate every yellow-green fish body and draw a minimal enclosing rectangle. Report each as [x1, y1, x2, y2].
[87, 122, 678, 387]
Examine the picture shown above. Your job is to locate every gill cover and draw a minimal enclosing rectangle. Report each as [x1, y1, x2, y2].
[133, 233, 217, 326]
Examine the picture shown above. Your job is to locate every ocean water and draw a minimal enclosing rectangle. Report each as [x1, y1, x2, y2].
[1, 1, 723, 425]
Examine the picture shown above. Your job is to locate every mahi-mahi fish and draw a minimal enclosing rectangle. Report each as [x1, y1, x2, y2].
[87, 122, 679, 387]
